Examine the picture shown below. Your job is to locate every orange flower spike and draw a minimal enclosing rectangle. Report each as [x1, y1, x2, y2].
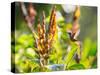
[42, 11, 46, 40]
[53, 12, 56, 34]
[49, 6, 56, 32]
[37, 23, 42, 37]
[37, 24, 41, 46]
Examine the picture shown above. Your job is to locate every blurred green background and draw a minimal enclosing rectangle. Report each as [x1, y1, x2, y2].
[11, 2, 97, 73]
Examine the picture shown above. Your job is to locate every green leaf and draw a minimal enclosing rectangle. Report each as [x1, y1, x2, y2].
[17, 34, 34, 48]
[15, 45, 22, 52]
[64, 45, 77, 69]
[81, 38, 91, 60]
[80, 59, 90, 69]
[89, 42, 97, 56]
[68, 64, 85, 70]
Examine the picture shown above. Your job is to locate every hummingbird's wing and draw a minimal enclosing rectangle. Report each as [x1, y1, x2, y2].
[73, 29, 80, 40]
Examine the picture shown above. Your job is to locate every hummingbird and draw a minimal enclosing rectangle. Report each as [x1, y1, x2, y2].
[66, 6, 81, 63]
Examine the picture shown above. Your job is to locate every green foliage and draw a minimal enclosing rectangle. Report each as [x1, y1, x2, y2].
[12, 33, 97, 72]
[68, 64, 85, 70]
[64, 45, 77, 67]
